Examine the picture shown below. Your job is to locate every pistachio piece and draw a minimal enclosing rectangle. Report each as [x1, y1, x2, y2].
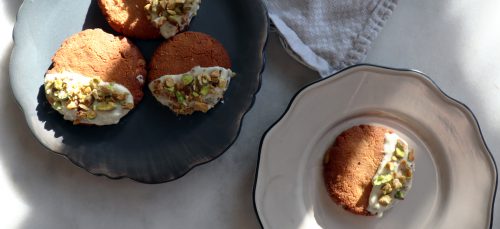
[395, 147, 405, 158]
[113, 92, 127, 101]
[408, 149, 415, 162]
[395, 191, 405, 200]
[122, 103, 134, 110]
[52, 101, 62, 110]
[378, 195, 392, 206]
[385, 161, 395, 171]
[392, 178, 403, 190]
[373, 174, 393, 186]
[192, 91, 199, 97]
[193, 101, 209, 112]
[210, 70, 221, 78]
[57, 91, 68, 100]
[391, 156, 398, 161]
[45, 81, 53, 90]
[200, 85, 210, 96]
[182, 74, 194, 85]
[86, 111, 97, 119]
[66, 101, 78, 110]
[54, 79, 63, 90]
[175, 91, 185, 104]
[381, 183, 393, 195]
[78, 104, 90, 111]
[96, 101, 117, 111]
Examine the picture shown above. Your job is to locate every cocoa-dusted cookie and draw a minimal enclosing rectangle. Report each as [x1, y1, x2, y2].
[45, 29, 147, 125]
[323, 125, 415, 217]
[98, 0, 160, 39]
[148, 32, 235, 115]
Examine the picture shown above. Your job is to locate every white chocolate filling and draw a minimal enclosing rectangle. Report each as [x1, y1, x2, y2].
[148, 66, 235, 115]
[367, 132, 415, 217]
[44, 72, 135, 125]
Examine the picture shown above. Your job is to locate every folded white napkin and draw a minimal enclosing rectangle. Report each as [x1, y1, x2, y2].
[264, 0, 399, 77]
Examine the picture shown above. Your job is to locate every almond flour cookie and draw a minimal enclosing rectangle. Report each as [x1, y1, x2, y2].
[144, 0, 201, 39]
[148, 32, 234, 115]
[323, 125, 415, 217]
[45, 29, 147, 125]
[98, 0, 161, 39]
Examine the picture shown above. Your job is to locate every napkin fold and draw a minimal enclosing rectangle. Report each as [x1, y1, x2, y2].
[263, 0, 399, 77]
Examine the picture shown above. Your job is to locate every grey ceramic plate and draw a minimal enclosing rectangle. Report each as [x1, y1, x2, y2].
[10, 0, 268, 183]
[254, 65, 497, 228]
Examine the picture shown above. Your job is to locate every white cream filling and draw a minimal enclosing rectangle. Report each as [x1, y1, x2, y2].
[367, 133, 415, 217]
[44, 72, 134, 126]
[148, 66, 234, 114]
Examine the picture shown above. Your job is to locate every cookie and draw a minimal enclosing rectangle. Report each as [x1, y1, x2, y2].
[144, 0, 201, 39]
[98, 0, 160, 39]
[148, 32, 234, 115]
[323, 125, 415, 216]
[45, 29, 147, 125]
[148, 31, 231, 81]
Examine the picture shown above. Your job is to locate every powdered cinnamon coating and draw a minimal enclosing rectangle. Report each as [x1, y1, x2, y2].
[48, 29, 146, 104]
[323, 125, 388, 216]
[98, 0, 160, 39]
[148, 32, 231, 81]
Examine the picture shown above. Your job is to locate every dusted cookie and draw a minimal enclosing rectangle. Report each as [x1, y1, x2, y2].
[98, 0, 160, 39]
[148, 31, 231, 81]
[45, 29, 147, 125]
[148, 32, 234, 115]
[323, 125, 415, 217]
[323, 125, 387, 216]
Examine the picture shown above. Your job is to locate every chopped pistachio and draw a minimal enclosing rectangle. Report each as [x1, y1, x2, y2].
[378, 195, 392, 206]
[193, 101, 209, 112]
[391, 156, 398, 161]
[78, 104, 90, 111]
[122, 103, 134, 110]
[86, 111, 97, 119]
[392, 178, 403, 190]
[210, 70, 221, 78]
[395, 191, 405, 200]
[66, 101, 78, 110]
[219, 78, 227, 88]
[52, 101, 62, 110]
[395, 147, 405, 158]
[385, 162, 395, 171]
[182, 74, 194, 85]
[200, 85, 209, 96]
[381, 183, 393, 195]
[54, 79, 63, 90]
[175, 91, 185, 103]
[408, 149, 415, 162]
[192, 91, 199, 97]
[45, 81, 53, 90]
[373, 174, 393, 186]
[96, 102, 117, 111]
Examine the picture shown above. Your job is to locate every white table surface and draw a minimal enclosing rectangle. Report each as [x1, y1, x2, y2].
[0, 0, 498, 228]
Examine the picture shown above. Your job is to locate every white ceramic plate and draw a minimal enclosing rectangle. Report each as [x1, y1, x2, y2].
[253, 65, 497, 229]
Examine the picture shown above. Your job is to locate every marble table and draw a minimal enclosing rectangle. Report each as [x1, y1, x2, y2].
[0, 0, 498, 228]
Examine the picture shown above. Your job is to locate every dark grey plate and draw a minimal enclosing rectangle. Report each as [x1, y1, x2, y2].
[10, 0, 268, 183]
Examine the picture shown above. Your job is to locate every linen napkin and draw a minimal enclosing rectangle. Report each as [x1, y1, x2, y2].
[263, 0, 399, 77]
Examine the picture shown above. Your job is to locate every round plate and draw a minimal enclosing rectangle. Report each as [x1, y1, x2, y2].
[253, 65, 497, 228]
[9, 0, 268, 183]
